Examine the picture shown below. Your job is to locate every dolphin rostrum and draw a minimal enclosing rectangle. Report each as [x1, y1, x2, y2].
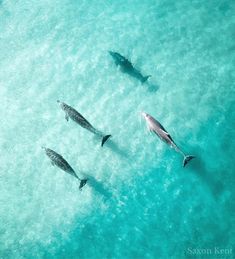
[42, 147, 87, 190]
[141, 112, 195, 167]
[57, 101, 112, 147]
[109, 51, 151, 83]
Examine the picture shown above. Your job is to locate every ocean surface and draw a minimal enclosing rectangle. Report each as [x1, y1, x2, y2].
[0, 0, 235, 258]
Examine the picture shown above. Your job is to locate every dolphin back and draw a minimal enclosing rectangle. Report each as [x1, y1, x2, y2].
[149, 116, 169, 135]
[64, 104, 96, 131]
[45, 148, 77, 176]
[43, 147, 88, 190]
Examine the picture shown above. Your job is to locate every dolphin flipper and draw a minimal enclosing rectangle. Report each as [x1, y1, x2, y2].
[115, 60, 119, 66]
[101, 135, 112, 147]
[79, 179, 88, 190]
[65, 114, 69, 121]
[142, 75, 151, 83]
[183, 155, 195, 167]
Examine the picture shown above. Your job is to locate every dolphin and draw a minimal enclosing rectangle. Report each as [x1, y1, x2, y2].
[108, 51, 151, 83]
[42, 147, 87, 190]
[57, 101, 111, 147]
[141, 112, 195, 167]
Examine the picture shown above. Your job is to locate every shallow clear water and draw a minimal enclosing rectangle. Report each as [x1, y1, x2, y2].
[0, 0, 235, 258]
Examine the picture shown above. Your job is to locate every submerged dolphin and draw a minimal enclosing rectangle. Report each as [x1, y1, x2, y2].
[57, 101, 112, 147]
[42, 147, 87, 190]
[141, 112, 195, 167]
[108, 51, 151, 83]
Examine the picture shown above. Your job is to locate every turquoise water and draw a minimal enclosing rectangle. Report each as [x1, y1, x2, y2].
[0, 0, 235, 258]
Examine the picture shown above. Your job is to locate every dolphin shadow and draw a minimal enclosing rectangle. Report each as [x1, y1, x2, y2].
[109, 51, 154, 86]
[104, 139, 130, 159]
[145, 81, 160, 92]
[189, 153, 225, 198]
[86, 175, 112, 199]
[92, 136, 129, 158]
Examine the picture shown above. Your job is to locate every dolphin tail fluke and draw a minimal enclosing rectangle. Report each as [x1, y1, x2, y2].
[183, 155, 195, 167]
[101, 134, 112, 147]
[142, 75, 151, 83]
[79, 179, 88, 190]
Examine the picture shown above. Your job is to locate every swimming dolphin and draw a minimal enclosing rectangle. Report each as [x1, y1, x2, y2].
[42, 147, 87, 190]
[57, 101, 112, 147]
[108, 51, 151, 83]
[141, 112, 195, 167]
